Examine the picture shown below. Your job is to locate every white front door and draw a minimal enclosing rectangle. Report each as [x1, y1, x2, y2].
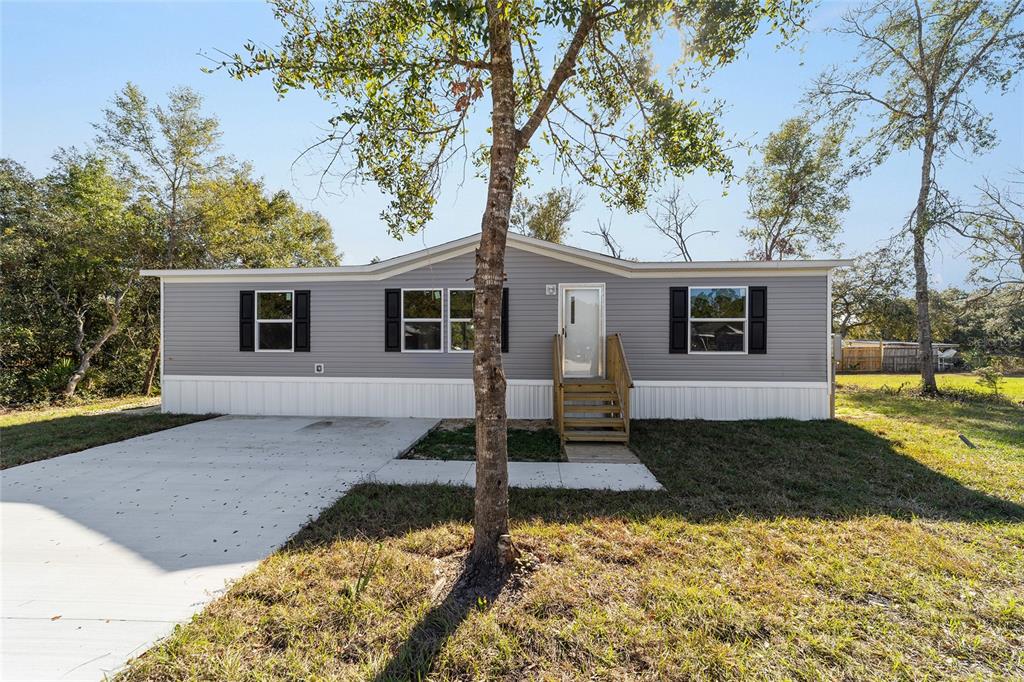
[560, 285, 604, 377]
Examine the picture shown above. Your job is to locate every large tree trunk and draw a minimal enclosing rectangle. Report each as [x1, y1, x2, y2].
[469, 3, 517, 576]
[61, 323, 119, 399]
[62, 365, 89, 399]
[913, 134, 938, 394]
[60, 295, 126, 400]
[141, 344, 160, 395]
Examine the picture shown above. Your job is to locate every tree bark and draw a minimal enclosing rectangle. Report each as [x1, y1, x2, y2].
[60, 293, 127, 400]
[469, 2, 517, 575]
[913, 132, 938, 394]
[141, 344, 160, 395]
[61, 317, 121, 399]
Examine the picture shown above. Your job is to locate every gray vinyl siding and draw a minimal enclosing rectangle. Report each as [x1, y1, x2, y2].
[163, 247, 828, 382]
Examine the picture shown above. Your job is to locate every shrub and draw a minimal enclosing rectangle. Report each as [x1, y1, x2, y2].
[973, 366, 1005, 397]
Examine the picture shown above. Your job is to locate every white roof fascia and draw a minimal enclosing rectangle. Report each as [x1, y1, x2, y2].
[505, 232, 853, 277]
[140, 234, 481, 282]
[142, 231, 854, 282]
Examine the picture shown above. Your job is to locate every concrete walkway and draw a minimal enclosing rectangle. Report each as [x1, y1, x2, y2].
[1, 416, 661, 681]
[1, 416, 436, 682]
[372, 459, 662, 490]
[564, 443, 642, 464]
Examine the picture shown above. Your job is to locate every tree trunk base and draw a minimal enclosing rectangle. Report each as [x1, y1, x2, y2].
[466, 533, 520, 588]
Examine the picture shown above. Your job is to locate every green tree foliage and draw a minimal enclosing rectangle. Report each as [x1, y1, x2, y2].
[832, 246, 911, 336]
[95, 83, 235, 395]
[96, 83, 230, 269]
[1, 85, 342, 406]
[853, 288, 962, 342]
[189, 169, 341, 267]
[943, 287, 1024, 361]
[96, 83, 339, 394]
[509, 187, 581, 243]
[974, 365, 1005, 395]
[1, 153, 156, 401]
[741, 116, 848, 260]
[1, 160, 61, 404]
[221, 0, 811, 574]
[845, 285, 1024, 366]
[811, 0, 1024, 392]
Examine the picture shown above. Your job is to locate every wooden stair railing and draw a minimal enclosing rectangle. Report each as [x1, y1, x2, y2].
[605, 333, 634, 440]
[552, 333, 633, 444]
[552, 334, 565, 441]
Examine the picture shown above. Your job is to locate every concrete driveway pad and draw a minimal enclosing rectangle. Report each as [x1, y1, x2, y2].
[1, 415, 435, 681]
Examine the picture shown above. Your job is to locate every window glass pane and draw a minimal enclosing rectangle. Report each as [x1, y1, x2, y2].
[690, 321, 745, 352]
[404, 321, 441, 350]
[403, 290, 442, 318]
[258, 292, 293, 320]
[450, 321, 475, 351]
[690, 288, 745, 318]
[449, 290, 474, 319]
[258, 322, 293, 350]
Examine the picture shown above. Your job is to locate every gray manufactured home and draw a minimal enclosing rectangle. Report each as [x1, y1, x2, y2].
[143, 232, 850, 439]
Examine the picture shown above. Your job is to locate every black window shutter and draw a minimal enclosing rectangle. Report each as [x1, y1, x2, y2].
[501, 287, 509, 353]
[294, 290, 311, 352]
[384, 288, 401, 352]
[669, 287, 688, 354]
[240, 290, 255, 352]
[748, 286, 767, 354]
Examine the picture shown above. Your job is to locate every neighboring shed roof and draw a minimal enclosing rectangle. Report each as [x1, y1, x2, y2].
[141, 231, 854, 282]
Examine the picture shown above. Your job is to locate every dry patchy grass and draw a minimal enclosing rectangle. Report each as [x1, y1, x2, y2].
[120, 387, 1024, 681]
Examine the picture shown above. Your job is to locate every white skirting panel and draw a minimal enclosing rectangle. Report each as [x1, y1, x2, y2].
[631, 381, 830, 420]
[162, 376, 830, 421]
[162, 376, 552, 419]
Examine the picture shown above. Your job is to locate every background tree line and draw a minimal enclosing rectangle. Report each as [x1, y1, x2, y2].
[512, 115, 1022, 372]
[0, 83, 340, 406]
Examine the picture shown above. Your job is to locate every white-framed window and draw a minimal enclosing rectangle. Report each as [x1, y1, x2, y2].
[256, 290, 294, 352]
[402, 288, 443, 352]
[448, 288, 475, 352]
[689, 286, 747, 353]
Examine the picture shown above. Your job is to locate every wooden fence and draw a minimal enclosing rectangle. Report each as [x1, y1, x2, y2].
[840, 345, 883, 372]
[839, 343, 949, 373]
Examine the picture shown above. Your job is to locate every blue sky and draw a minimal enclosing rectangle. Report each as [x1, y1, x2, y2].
[3, 1, 1022, 285]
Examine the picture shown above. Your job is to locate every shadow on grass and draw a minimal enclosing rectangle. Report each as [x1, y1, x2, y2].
[283, 413, 1024, 679]
[292, 417, 1024, 552]
[371, 561, 506, 682]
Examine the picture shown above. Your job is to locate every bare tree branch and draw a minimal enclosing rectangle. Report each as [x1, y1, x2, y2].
[585, 216, 625, 259]
[646, 187, 716, 262]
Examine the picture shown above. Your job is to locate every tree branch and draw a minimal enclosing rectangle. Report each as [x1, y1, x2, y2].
[515, 9, 596, 151]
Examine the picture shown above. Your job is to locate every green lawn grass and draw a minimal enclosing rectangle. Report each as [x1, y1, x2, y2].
[120, 387, 1024, 681]
[0, 396, 214, 469]
[839, 372, 1024, 401]
[404, 421, 563, 462]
